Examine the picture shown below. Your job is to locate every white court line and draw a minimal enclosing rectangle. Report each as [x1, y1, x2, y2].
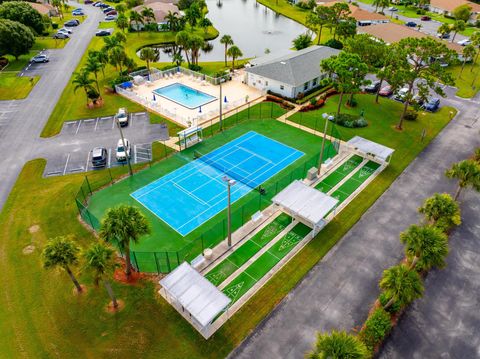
[85, 151, 90, 172]
[172, 182, 208, 206]
[75, 121, 81, 135]
[63, 154, 70, 175]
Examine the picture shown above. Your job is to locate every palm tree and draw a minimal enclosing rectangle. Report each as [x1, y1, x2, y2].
[308, 330, 368, 359]
[116, 13, 129, 33]
[219, 34, 233, 66]
[99, 205, 150, 278]
[42, 236, 83, 293]
[437, 23, 451, 39]
[72, 70, 94, 106]
[84, 242, 119, 308]
[96, 50, 109, 78]
[418, 193, 461, 231]
[139, 47, 159, 73]
[109, 47, 127, 74]
[188, 34, 205, 65]
[380, 264, 424, 310]
[459, 44, 477, 77]
[129, 10, 144, 34]
[115, 3, 126, 14]
[470, 31, 480, 70]
[400, 224, 449, 271]
[172, 52, 184, 66]
[445, 160, 480, 200]
[85, 56, 102, 94]
[165, 11, 181, 32]
[199, 17, 212, 34]
[176, 30, 191, 66]
[372, 0, 389, 12]
[451, 20, 466, 43]
[227, 45, 243, 70]
[141, 7, 155, 24]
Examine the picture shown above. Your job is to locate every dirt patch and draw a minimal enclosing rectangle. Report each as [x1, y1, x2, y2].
[106, 299, 125, 313]
[72, 284, 88, 296]
[28, 225, 40, 234]
[114, 268, 147, 285]
[22, 245, 35, 255]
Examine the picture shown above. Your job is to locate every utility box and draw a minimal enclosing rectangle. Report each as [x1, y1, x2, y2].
[307, 167, 318, 181]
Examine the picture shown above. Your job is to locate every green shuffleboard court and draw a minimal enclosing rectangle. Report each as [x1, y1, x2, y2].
[205, 213, 292, 286]
[221, 223, 311, 307]
[315, 155, 363, 193]
[331, 161, 381, 204]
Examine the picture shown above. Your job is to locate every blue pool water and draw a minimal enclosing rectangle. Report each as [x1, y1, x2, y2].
[131, 132, 304, 236]
[153, 83, 217, 109]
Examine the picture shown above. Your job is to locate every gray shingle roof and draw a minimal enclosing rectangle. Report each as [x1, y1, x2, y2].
[245, 46, 340, 87]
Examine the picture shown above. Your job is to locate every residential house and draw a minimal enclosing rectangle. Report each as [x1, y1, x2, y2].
[245, 45, 340, 99]
[320, 1, 389, 26]
[132, 1, 181, 30]
[429, 0, 480, 23]
[29, 2, 58, 17]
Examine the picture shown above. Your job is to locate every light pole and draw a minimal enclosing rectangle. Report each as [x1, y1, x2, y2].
[317, 113, 332, 176]
[219, 77, 226, 130]
[223, 176, 236, 247]
[115, 115, 133, 176]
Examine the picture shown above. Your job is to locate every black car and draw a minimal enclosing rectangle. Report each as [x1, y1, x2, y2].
[405, 21, 417, 27]
[365, 80, 381, 93]
[424, 98, 440, 112]
[64, 19, 80, 27]
[103, 7, 114, 13]
[98, 3, 110, 8]
[95, 29, 111, 36]
[91, 147, 108, 168]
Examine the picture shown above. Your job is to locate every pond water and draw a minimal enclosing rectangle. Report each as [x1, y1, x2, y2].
[146, 0, 307, 62]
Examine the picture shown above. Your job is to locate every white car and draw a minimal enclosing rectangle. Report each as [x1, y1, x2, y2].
[58, 27, 73, 34]
[393, 87, 409, 102]
[104, 14, 117, 21]
[115, 108, 129, 127]
[457, 39, 472, 46]
[116, 138, 131, 161]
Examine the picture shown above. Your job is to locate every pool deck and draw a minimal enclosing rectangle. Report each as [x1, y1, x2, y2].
[126, 70, 263, 127]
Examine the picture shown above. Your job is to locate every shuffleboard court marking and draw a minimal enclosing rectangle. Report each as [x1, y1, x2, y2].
[224, 281, 246, 302]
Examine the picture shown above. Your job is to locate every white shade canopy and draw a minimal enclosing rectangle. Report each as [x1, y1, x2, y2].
[272, 180, 339, 227]
[347, 136, 394, 162]
[160, 262, 231, 327]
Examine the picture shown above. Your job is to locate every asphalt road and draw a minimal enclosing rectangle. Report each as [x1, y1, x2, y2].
[229, 91, 480, 358]
[0, 2, 104, 210]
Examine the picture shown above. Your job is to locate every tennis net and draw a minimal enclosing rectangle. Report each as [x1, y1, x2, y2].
[194, 150, 260, 188]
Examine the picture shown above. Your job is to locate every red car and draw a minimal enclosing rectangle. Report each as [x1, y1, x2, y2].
[105, 10, 117, 15]
[85, 0, 93, 3]
[379, 85, 393, 97]
[421, 16, 431, 21]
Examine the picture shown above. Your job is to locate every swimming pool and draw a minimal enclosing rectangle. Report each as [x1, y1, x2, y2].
[153, 83, 217, 109]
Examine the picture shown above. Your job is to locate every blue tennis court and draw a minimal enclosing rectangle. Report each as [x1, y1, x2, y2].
[131, 131, 304, 236]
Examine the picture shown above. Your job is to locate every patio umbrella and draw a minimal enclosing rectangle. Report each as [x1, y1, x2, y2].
[224, 96, 228, 103]
[199, 106, 202, 113]
[153, 93, 156, 101]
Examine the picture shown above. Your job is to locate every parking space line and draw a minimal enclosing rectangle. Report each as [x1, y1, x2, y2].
[94, 118, 99, 131]
[129, 113, 133, 127]
[75, 121, 81, 135]
[85, 151, 91, 172]
[63, 154, 71, 175]
[65, 121, 76, 125]
[108, 148, 111, 167]
[112, 118, 116, 129]
[134, 145, 137, 163]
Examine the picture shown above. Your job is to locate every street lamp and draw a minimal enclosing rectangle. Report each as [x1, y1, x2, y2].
[223, 176, 236, 247]
[219, 77, 226, 130]
[115, 115, 133, 177]
[317, 113, 333, 176]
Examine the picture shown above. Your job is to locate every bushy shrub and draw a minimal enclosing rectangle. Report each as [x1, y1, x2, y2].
[324, 38, 343, 49]
[110, 75, 131, 91]
[296, 0, 315, 10]
[299, 98, 325, 112]
[416, 9, 426, 15]
[334, 113, 368, 128]
[404, 109, 418, 121]
[347, 97, 358, 107]
[188, 64, 202, 71]
[379, 292, 401, 314]
[359, 308, 392, 353]
[52, 22, 58, 29]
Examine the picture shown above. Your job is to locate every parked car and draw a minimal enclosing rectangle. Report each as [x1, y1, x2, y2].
[64, 19, 80, 27]
[72, 9, 84, 16]
[58, 27, 73, 34]
[421, 15, 431, 21]
[458, 39, 472, 46]
[53, 32, 69, 39]
[103, 7, 114, 13]
[405, 21, 417, 27]
[30, 54, 49, 63]
[104, 14, 117, 21]
[379, 85, 393, 97]
[115, 108, 129, 127]
[98, 3, 110, 8]
[84, 0, 93, 4]
[95, 29, 111, 36]
[105, 10, 117, 16]
[93, 2, 104, 6]
[423, 98, 440, 112]
[393, 87, 409, 102]
[388, 6, 398, 11]
[437, 32, 450, 39]
[91, 147, 108, 168]
[412, 94, 425, 107]
[116, 139, 131, 161]
[365, 80, 381, 93]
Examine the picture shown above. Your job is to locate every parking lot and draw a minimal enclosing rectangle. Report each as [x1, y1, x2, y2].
[42, 112, 169, 177]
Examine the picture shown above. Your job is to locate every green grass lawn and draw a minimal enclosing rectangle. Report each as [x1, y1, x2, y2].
[33, 37, 68, 50]
[449, 62, 480, 98]
[0, 92, 455, 357]
[0, 73, 39, 100]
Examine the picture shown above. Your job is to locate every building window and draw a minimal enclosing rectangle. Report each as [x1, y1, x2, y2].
[265, 81, 269, 86]
[280, 85, 284, 90]
[304, 82, 309, 91]
[258, 79, 262, 84]
[312, 78, 317, 86]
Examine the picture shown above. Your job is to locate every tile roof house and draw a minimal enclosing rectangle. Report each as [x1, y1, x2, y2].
[132, 1, 180, 29]
[245, 45, 340, 99]
[429, 0, 480, 22]
[320, 1, 389, 26]
[29, 2, 58, 16]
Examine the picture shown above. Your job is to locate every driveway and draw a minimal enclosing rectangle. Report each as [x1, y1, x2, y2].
[229, 93, 480, 358]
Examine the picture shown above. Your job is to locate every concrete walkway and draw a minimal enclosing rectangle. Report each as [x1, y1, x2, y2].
[229, 93, 480, 358]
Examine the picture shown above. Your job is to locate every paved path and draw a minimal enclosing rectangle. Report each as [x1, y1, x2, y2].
[229, 93, 480, 358]
[0, 3, 103, 209]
